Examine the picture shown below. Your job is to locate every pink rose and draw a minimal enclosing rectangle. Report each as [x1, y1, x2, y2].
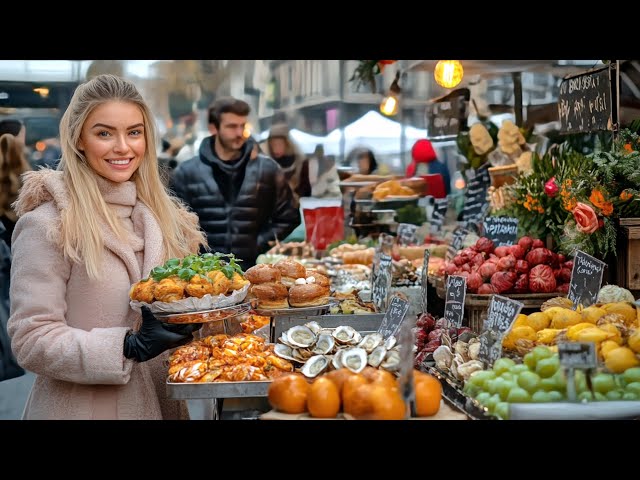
[573, 202, 599, 234]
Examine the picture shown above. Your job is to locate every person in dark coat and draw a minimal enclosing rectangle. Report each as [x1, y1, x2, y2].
[170, 97, 300, 268]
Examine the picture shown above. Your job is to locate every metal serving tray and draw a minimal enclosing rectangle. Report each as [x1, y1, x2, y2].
[166, 380, 271, 399]
[254, 304, 332, 318]
[272, 313, 385, 341]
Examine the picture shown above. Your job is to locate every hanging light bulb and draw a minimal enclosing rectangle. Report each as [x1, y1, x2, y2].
[434, 60, 464, 89]
[380, 71, 401, 116]
[243, 122, 253, 139]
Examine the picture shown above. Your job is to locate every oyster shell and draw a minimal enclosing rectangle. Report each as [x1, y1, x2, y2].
[358, 333, 383, 353]
[367, 346, 387, 368]
[274, 344, 299, 362]
[279, 331, 296, 348]
[332, 326, 358, 344]
[456, 360, 484, 381]
[384, 335, 397, 350]
[467, 341, 480, 361]
[433, 345, 453, 371]
[300, 355, 330, 378]
[341, 348, 368, 373]
[312, 334, 335, 355]
[332, 348, 344, 369]
[287, 325, 317, 348]
[380, 350, 401, 371]
[305, 321, 322, 335]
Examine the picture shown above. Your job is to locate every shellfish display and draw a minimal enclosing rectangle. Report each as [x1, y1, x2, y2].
[274, 322, 403, 377]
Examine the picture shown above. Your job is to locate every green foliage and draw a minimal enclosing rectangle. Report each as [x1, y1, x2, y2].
[395, 204, 427, 225]
[149, 252, 243, 282]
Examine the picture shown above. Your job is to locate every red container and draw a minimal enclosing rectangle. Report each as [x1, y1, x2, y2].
[303, 206, 344, 251]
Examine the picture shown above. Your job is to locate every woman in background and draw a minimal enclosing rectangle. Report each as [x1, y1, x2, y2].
[0, 133, 31, 247]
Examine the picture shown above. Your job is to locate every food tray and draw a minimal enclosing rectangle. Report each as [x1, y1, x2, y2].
[253, 303, 332, 317]
[166, 380, 271, 399]
[155, 301, 254, 324]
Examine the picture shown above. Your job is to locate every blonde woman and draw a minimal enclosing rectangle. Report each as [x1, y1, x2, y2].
[8, 74, 207, 419]
[0, 132, 31, 247]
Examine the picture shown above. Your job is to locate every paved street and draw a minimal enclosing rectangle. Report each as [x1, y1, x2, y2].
[0, 371, 34, 419]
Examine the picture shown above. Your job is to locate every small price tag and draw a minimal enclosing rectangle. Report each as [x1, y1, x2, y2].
[567, 250, 606, 308]
[397, 223, 419, 246]
[443, 275, 467, 328]
[430, 197, 448, 234]
[558, 342, 597, 370]
[420, 248, 431, 314]
[377, 295, 410, 340]
[478, 295, 523, 367]
[446, 226, 470, 261]
[372, 253, 392, 311]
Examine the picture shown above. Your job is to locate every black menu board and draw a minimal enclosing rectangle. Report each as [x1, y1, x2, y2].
[558, 66, 613, 134]
[420, 248, 430, 314]
[377, 295, 410, 340]
[478, 295, 524, 367]
[461, 164, 491, 231]
[430, 197, 448, 234]
[482, 216, 519, 247]
[372, 253, 393, 311]
[443, 275, 467, 328]
[567, 250, 606, 308]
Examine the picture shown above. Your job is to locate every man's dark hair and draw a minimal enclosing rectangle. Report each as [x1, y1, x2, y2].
[208, 97, 250, 129]
[0, 119, 24, 137]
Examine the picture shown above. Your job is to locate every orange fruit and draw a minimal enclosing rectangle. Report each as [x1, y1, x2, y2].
[348, 383, 375, 418]
[414, 372, 442, 417]
[267, 373, 309, 414]
[324, 368, 356, 397]
[368, 384, 407, 420]
[307, 377, 341, 418]
[367, 368, 397, 388]
[342, 374, 369, 415]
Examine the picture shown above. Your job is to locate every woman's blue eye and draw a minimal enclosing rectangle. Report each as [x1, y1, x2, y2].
[98, 131, 111, 137]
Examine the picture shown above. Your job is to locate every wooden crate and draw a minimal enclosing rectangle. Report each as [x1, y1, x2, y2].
[464, 293, 557, 333]
[617, 218, 640, 292]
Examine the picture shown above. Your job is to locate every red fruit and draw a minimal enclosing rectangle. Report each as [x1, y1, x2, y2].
[563, 260, 574, 270]
[518, 236, 534, 252]
[515, 259, 530, 274]
[479, 262, 497, 281]
[466, 272, 484, 293]
[475, 237, 495, 254]
[416, 313, 436, 331]
[556, 283, 570, 294]
[526, 247, 554, 266]
[557, 254, 566, 264]
[532, 239, 545, 249]
[477, 283, 497, 295]
[494, 246, 510, 258]
[528, 264, 557, 293]
[445, 262, 458, 275]
[422, 339, 442, 353]
[559, 268, 572, 283]
[513, 273, 529, 293]
[497, 254, 516, 271]
[457, 327, 472, 336]
[509, 244, 525, 259]
[453, 255, 466, 266]
[490, 271, 517, 294]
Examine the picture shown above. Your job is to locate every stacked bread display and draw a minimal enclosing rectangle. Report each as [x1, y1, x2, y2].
[245, 259, 331, 309]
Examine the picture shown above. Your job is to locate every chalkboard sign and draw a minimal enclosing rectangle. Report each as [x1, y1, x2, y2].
[421, 248, 431, 314]
[558, 66, 613, 134]
[425, 88, 469, 139]
[558, 342, 597, 370]
[446, 226, 470, 261]
[397, 223, 418, 246]
[430, 197, 448, 234]
[478, 295, 524, 366]
[461, 165, 491, 230]
[372, 253, 393, 311]
[443, 275, 467, 328]
[377, 295, 410, 340]
[482, 216, 519, 247]
[567, 250, 606, 308]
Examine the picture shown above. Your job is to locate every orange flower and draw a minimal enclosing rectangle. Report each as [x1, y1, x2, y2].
[589, 189, 613, 216]
[624, 143, 633, 153]
[563, 197, 577, 212]
[621, 190, 634, 201]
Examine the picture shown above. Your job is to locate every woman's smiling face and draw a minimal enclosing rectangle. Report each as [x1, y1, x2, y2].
[78, 100, 146, 182]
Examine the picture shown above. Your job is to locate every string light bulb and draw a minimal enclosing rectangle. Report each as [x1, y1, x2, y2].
[380, 71, 401, 116]
[434, 60, 464, 89]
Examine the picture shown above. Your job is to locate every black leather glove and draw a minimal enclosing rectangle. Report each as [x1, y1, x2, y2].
[123, 306, 203, 362]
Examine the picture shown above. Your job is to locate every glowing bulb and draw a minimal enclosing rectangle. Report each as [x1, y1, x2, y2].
[380, 95, 398, 116]
[33, 87, 49, 98]
[453, 171, 466, 190]
[243, 122, 253, 139]
[434, 60, 464, 89]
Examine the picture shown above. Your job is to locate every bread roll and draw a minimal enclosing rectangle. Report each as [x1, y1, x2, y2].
[245, 264, 281, 284]
[304, 270, 331, 288]
[250, 282, 289, 309]
[274, 259, 307, 287]
[288, 283, 331, 307]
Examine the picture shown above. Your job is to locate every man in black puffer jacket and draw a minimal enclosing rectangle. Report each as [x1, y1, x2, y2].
[170, 97, 300, 268]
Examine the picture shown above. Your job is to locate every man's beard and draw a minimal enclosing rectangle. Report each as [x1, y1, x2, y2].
[218, 135, 244, 153]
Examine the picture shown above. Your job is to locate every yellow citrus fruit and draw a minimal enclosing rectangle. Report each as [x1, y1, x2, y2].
[628, 329, 640, 354]
[526, 312, 551, 332]
[600, 340, 620, 360]
[604, 347, 640, 374]
[581, 306, 607, 324]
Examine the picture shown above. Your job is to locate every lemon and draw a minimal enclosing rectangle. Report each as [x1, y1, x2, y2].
[581, 306, 607, 324]
[628, 329, 640, 353]
[604, 347, 640, 374]
[526, 312, 551, 332]
[600, 340, 620, 360]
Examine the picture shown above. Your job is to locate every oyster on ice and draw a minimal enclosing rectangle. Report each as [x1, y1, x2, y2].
[312, 334, 335, 355]
[367, 346, 387, 368]
[341, 348, 368, 373]
[332, 326, 358, 344]
[300, 355, 330, 378]
[358, 333, 383, 353]
[286, 326, 317, 348]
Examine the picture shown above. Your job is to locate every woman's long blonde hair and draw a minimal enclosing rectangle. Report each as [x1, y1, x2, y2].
[0, 133, 31, 221]
[57, 74, 206, 280]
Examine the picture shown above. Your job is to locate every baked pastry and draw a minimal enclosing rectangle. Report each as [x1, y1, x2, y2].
[304, 269, 331, 288]
[245, 264, 281, 284]
[250, 282, 289, 309]
[288, 283, 331, 307]
[274, 259, 307, 287]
